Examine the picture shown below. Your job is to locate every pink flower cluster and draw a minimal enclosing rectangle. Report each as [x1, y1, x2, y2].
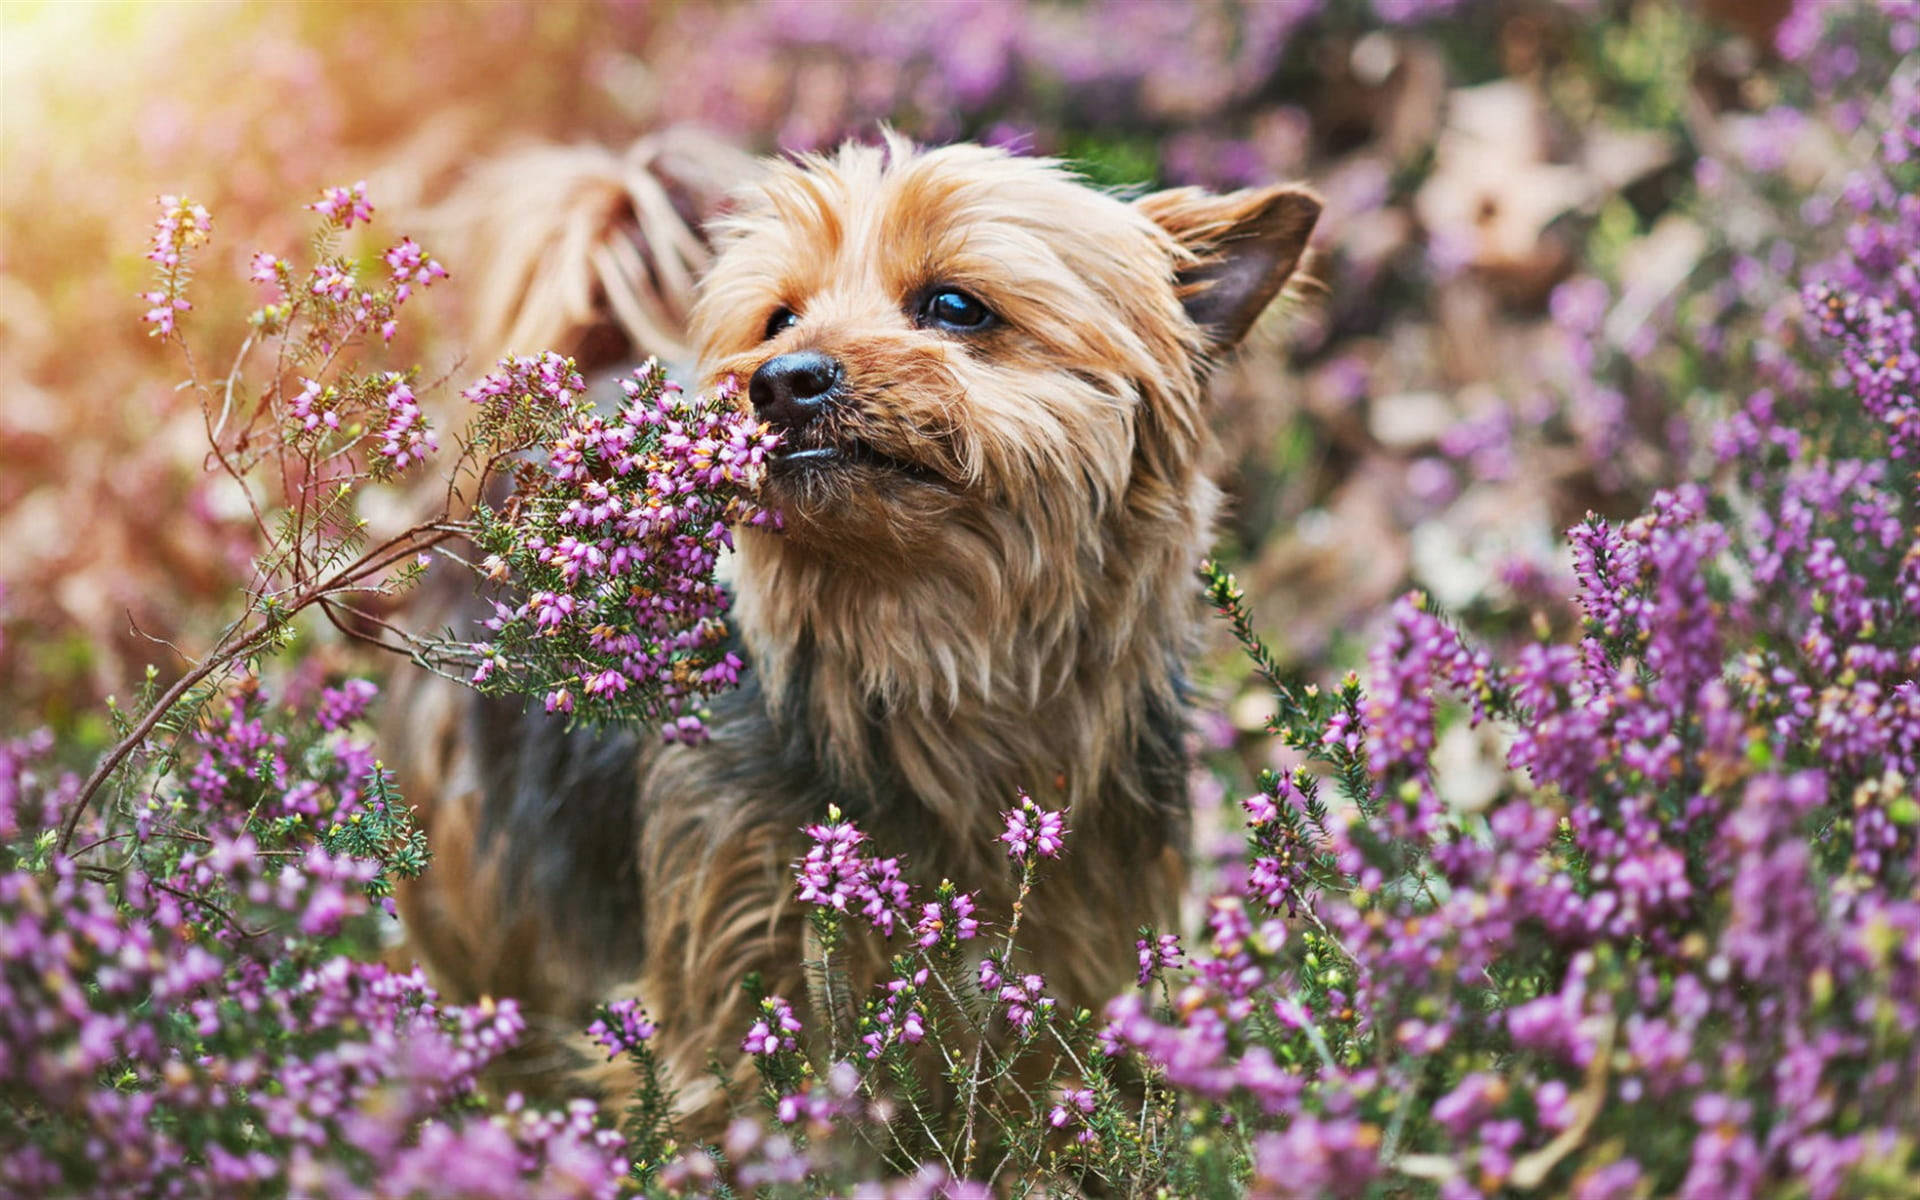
[287, 378, 339, 433]
[374, 373, 436, 471]
[913, 890, 980, 949]
[794, 811, 912, 935]
[383, 237, 448, 303]
[145, 193, 212, 269]
[982, 963, 1053, 1032]
[459, 359, 780, 739]
[1135, 932, 1184, 987]
[138, 194, 211, 338]
[308, 179, 373, 227]
[860, 968, 929, 1059]
[272, 182, 447, 342]
[586, 997, 657, 1059]
[3, 687, 625, 1195]
[459, 350, 583, 410]
[998, 792, 1066, 861]
[741, 996, 803, 1057]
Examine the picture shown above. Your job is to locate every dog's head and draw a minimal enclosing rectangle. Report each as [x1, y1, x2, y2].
[691, 136, 1319, 565]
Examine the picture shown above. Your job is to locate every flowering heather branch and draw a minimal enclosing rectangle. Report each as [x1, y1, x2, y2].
[589, 997, 660, 1059]
[998, 791, 1066, 862]
[587, 996, 681, 1182]
[63, 183, 778, 853]
[1078, 37, 1920, 1195]
[3, 688, 630, 1195]
[60, 185, 463, 850]
[761, 800, 1103, 1184]
[139, 194, 209, 340]
[438, 357, 779, 737]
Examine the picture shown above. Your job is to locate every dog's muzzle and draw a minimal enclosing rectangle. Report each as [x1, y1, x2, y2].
[749, 349, 947, 483]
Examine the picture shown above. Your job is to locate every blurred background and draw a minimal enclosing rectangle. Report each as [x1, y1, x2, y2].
[0, 0, 1834, 777]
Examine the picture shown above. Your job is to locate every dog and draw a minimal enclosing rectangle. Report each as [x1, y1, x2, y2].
[388, 132, 1318, 1133]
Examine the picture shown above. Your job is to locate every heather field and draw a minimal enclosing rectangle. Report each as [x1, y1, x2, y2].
[2, 1, 1917, 1197]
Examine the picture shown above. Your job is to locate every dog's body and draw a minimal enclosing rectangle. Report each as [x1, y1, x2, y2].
[391, 136, 1317, 1128]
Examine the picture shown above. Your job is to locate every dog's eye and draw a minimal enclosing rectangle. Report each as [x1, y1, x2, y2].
[919, 288, 993, 332]
[763, 307, 800, 340]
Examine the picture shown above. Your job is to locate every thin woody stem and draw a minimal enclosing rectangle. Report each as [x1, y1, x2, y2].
[59, 619, 276, 852]
[958, 859, 1034, 1177]
[59, 517, 455, 853]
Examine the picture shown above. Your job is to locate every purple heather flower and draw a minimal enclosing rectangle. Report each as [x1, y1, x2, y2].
[741, 996, 802, 1056]
[287, 378, 338, 434]
[374, 374, 435, 470]
[586, 998, 656, 1059]
[1046, 1087, 1097, 1142]
[999, 793, 1066, 860]
[1248, 1114, 1382, 1199]
[1136, 932, 1184, 986]
[249, 251, 284, 286]
[914, 890, 980, 948]
[792, 811, 918, 935]
[315, 679, 377, 732]
[309, 261, 354, 303]
[997, 972, 1054, 1030]
[308, 180, 373, 227]
[462, 360, 778, 737]
[861, 968, 930, 1059]
[382, 236, 447, 296]
[794, 814, 869, 913]
[147, 196, 209, 262]
[140, 289, 190, 337]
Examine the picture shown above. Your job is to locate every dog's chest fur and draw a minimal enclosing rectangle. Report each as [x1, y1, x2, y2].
[470, 581, 1197, 1000]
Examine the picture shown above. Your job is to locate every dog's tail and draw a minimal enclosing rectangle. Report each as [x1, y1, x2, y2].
[428, 126, 760, 372]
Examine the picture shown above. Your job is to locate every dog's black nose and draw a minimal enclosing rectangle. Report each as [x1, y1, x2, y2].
[749, 350, 842, 432]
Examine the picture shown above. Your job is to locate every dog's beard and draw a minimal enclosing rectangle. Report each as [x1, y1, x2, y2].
[758, 444, 967, 559]
[746, 373, 974, 558]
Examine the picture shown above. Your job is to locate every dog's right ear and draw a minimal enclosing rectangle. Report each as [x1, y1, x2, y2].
[432, 129, 760, 371]
[1135, 185, 1321, 351]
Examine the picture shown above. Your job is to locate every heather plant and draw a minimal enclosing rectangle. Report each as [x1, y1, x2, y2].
[63, 181, 779, 853]
[453, 363, 778, 734]
[2, 184, 776, 1194]
[1, 697, 631, 1196]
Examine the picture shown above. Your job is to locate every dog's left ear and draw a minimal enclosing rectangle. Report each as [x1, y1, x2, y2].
[1135, 185, 1321, 350]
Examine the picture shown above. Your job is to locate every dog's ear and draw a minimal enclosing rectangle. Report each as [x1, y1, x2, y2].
[1135, 185, 1321, 350]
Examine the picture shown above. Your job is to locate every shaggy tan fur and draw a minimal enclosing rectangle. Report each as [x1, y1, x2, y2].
[390, 133, 1317, 1133]
[426, 127, 759, 371]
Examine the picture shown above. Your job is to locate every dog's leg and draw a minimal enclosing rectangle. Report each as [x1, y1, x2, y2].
[579, 785, 813, 1134]
[387, 647, 654, 1098]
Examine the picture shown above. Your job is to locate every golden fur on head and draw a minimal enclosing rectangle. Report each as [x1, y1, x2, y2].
[695, 135, 1315, 843]
[695, 138, 1205, 530]
[390, 131, 1318, 1136]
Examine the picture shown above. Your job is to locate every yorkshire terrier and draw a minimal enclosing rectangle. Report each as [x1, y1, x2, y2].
[390, 132, 1318, 1130]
